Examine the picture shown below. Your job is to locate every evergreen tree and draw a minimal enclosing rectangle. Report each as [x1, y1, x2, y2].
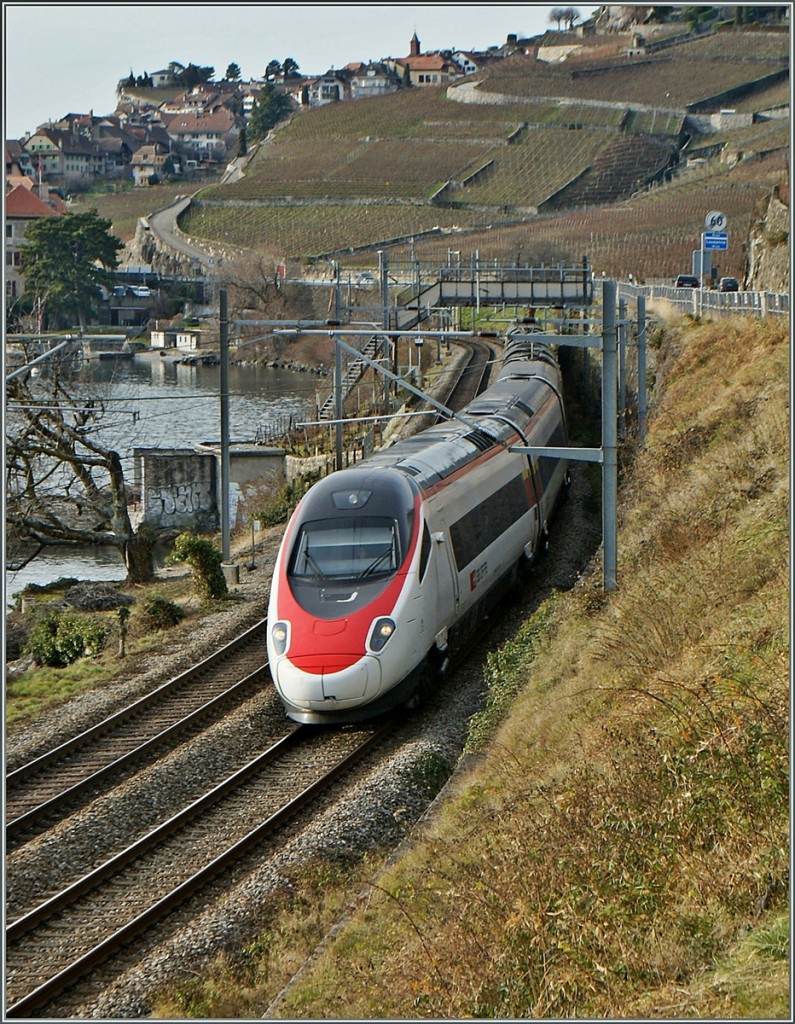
[177, 62, 215, 88]
[248, 82, 293, 141]
[19, 211, 122, 332]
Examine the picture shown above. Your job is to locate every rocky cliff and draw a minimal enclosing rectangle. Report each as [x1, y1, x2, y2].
[745, 184, 789, 293]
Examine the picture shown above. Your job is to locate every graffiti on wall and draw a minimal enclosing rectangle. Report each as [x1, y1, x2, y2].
[136, 450, 218, 531]
[146, 479, 215, 521]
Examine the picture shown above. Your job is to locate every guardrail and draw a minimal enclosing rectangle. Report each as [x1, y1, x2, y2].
[613, 282, 789, 318]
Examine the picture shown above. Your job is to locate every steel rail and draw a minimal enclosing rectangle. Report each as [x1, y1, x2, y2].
[5, 721, 393, 1019]
[6, 663, 270, 845]
[6, 617, 267, 789]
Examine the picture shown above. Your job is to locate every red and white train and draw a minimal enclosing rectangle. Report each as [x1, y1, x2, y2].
[267, 331, 569, 724]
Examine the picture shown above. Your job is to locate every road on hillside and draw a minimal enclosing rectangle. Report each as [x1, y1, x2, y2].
[144, 148, 255, 270]
[146, 197, 214, 269]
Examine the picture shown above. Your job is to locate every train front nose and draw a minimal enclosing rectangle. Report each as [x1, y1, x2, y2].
[276, 654, 382, 707]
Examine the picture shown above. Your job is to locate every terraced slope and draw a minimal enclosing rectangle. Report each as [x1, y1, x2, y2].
[542, 133, 678, 210]
[178, 27, 787, 275]
[482, 30, 789, 108]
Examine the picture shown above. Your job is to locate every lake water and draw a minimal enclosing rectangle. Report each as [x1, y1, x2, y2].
[4, 353, 322, 607]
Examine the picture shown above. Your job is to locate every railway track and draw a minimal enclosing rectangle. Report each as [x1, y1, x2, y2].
[5, 619, 269, 847]
[5, 719, 395, 1018]
[444, 337, 496, 410]
[405, 337, 497, 437]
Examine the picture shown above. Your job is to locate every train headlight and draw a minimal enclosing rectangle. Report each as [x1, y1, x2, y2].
[368, 617, 396, 653]
[271, 621, 290, 656]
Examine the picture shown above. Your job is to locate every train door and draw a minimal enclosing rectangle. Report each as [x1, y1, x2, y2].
[434, 529, 459, 622]
[423, 501, 459, 632]
[522, 452, 544, 557]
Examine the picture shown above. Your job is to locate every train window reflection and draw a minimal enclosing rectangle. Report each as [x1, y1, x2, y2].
[289, 517, 400, 580]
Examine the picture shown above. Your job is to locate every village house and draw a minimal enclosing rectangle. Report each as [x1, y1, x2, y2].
[122, 115, 173, 151]
[159, 105, 240, 164]
[130, 142, 171, 185]
[5, 139, 35, 181]
[239, 80, 265, 118]
[448, 51, 484, 76]
[305, 69, 352, 106]
[346, 62, 402, 101]
[388, 34, 462, 87]
[90, 120, 141, 179]
[150, 67, 178, 88]
[5, 183, 62, 302]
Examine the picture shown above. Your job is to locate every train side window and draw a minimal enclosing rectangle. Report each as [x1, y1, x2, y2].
[449, 474, 529, 571]
[419, 523, 432, 580]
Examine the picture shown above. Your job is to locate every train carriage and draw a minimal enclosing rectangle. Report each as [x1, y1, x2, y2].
[267, 333, 569, 723]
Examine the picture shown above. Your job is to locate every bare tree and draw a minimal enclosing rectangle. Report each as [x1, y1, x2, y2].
[5, 342, 155, 582]
[220, 251, 287, 311]
[549, 7, 566, 30]
[563, 7, 581, 30]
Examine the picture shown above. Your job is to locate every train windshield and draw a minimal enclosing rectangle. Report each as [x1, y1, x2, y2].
[289, 516, 401, 581]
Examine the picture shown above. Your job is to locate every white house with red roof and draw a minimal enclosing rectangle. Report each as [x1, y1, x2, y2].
[389, 33, 462, 87]
[5, 184, 62, 301]
[159, 106, 239, 164]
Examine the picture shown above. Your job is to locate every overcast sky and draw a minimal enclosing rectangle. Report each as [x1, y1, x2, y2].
[3, 2, 580, 140]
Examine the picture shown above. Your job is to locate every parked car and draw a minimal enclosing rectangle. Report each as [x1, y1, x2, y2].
[674, 274, 699, 288]
[718, 276, 739, 292]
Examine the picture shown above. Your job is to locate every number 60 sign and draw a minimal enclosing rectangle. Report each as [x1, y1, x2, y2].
[705, 210, 727, 230]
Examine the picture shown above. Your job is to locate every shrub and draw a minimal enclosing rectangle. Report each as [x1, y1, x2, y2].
[254, 472, 321, 527]
[168, 533, 228, 601]
[141, 593, 185, 630]
[24, 610, 111, 667]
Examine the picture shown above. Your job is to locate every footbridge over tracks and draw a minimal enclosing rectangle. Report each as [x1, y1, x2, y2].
[382, 260, 595, 333]
[321, 259, 595, 414]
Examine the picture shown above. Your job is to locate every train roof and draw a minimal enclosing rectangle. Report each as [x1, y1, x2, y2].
[359, 349, 564, 491]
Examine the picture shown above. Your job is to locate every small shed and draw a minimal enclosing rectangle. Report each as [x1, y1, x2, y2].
[150, 329, 178, 349]
[176, 330, 203, 351]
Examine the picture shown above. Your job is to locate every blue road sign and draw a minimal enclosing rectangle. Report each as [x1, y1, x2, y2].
[703, 231, 728, 250]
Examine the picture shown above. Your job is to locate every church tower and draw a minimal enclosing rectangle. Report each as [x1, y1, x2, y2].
[410, 31, 421, 56]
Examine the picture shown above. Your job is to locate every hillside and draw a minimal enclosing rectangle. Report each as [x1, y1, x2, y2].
[168, 26, 788, 282]
[150, 310, 789, 1020]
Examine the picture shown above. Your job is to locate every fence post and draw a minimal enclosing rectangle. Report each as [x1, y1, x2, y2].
[602, 280, 618, 592]
[618, 297, 626, 440]
[219, 288, 230, 562]
[637, 295, 647, 445]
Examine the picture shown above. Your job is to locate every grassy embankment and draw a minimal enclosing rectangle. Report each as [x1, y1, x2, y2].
[5, 570, 232, 729]
[152, 311, 789, 1019]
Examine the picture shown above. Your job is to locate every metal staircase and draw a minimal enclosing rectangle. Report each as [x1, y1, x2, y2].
[317, 334, 384, 420]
